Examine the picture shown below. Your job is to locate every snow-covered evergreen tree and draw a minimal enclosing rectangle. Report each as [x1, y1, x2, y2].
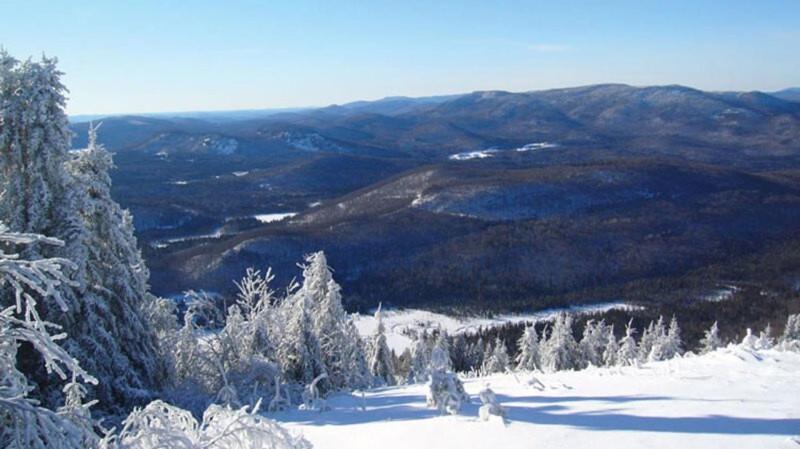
[483, 337, 510, 374]
[468, 337, 485, 373]
[780, 313, 800, 351]
[368, 304, 395, 386]
[277, 287, 328, 391]
[640, 317, 664, 362]
[0, 224, 101, 449]
[425, 343, 468, 415]
[302, 252, 368, 390]
[63, 124, 165, 409]
[540, 313, 579, 372]
[516, 325, 540, 371]
[650, 316, 682, 361]
[756, 323, 773, 350]
[407, 331, 431, 383]
[1, 54, 163, 411]
[578, 319, 609, 368]
[699, 321, 722, 354]
[602, 325, 619, 367]
[616, 320, 638, 367]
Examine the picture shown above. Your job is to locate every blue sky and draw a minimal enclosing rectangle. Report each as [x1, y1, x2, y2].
[1, 0, 798, 115]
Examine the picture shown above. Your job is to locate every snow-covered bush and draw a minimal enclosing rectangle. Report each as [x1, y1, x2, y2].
[477, 384, 506, 422]
[740, 328, 758, 350]
[102, 400, 310, 449]
[426, 346, 468, 415]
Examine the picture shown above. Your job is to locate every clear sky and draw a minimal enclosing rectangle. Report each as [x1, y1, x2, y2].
[1, 0, 798, 115]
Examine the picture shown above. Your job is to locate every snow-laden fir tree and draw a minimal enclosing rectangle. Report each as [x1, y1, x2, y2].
[468, 337, 485, 373]
[780, 313, 800, 351]
[432, 331, 453, 371]
[699, 321, 722, 354]
[649, 316, 682, 361]
[425, 341, 468, 415]
[639, 317, 665, 362]
[277, 285, 328, 391]
[368, 304, 395, 386]
[616, 320, 638, 366]
[540, 313, 579, 372]
[0, 224, 101, 449]
[0, 54, 163, 411]
[578, 319, 610, 368]
[302, 252, 369, 390]
[515, 324, 540, 371]
[602, 325, 619, 367]
[64, 124, 166, 409]
[756, 323, 773, 350]
[483, 337, 510, 374]
[407, 331, 431, 383]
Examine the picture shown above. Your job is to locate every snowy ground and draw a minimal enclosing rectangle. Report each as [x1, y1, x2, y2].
[353, 303, 640, 352]
[275, 348, 800, 449]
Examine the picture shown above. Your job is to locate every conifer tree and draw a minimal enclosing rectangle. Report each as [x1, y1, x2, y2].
[483, 337, 510, 374]
[516, 325, 540, 371]
[616, 320, 638, 366]
[368, 304, 395, 386]
[1, 53, 163, 411]
[602, 325, 619, 367]
[541, 313, 579, 372]
[699, 321, 722, 354]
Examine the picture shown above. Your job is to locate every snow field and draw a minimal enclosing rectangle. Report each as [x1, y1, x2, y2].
[277, 347, 800, 449]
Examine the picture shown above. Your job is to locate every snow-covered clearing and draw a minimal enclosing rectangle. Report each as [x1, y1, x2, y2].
[254, 212, 297, 223]
[276, 348, 800, 449]
[353, 303, 640, 352]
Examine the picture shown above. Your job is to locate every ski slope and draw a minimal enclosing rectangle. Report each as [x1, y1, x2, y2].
[275, 347, 800, 449]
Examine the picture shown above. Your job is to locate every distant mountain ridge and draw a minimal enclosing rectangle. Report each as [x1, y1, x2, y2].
[65, 83, 800, 314]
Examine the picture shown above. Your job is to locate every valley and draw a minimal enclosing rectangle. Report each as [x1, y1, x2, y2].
[70, 84, 800, 318]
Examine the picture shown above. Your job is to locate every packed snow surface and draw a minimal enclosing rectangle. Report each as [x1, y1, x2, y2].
[353, 303, 639, 352]
[276, 348, 800, 449]
[253, 212, 297, 223]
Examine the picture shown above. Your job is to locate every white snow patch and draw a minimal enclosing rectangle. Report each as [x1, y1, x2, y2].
[309, 201, 323, 208]
[353, 302, 639, 353]
[515, 141, 558, 152]
[276, 348, 800, 449]
[253, 212, 297, 224]
[702, 285, 740, 302]
[449, 149, 499, 161]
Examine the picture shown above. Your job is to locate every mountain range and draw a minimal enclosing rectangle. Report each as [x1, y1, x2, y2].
[69, 84, 800, 313]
